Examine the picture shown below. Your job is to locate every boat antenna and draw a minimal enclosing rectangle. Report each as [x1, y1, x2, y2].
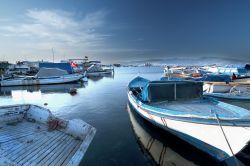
[211, 109, 239, 166]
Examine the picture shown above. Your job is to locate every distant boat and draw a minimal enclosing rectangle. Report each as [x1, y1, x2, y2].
[128, 76, 250, 163]
[233, 76, 250, 82]
[203, 82, 250, 100]
[204, 82, 250, 93]
[86, 63, 113, 77]
[0, 68, 85, 86]
[0, 104, 96, 166]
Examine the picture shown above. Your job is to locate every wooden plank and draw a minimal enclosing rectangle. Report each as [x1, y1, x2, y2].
[39, 136, 72, 165]
[60, 140, 82, 166]
[1, 123, 47, 148]
[0, 122, 46, 141]
[0, 131, 47, 155]
[14, 131, 60, 163]
[49, 138, 80, 166]
[0, 124, 35, 133]
[32, 135, 71, 166]
[66, 127, 96, 166]
[5, 132, 49, 159]
[0, 129, 45, 143]
[1, 121, 36, 131]
[1, 131, 48, 156]
[18, 131, 66, 166]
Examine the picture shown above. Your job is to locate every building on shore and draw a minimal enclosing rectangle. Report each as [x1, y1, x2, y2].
[0, 61, 10, 75]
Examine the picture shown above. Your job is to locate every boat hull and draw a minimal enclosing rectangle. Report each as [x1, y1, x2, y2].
[0, 74, 83, 86]
[128, 92, 250, 161]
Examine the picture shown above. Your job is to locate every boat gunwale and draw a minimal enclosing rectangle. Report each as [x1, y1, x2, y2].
[128, 92, 250, 126]
[127, 99, 232, 161]
[204, 92, 250, 100]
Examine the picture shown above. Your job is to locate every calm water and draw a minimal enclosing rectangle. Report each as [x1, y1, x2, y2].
[1, 67, 250, 166]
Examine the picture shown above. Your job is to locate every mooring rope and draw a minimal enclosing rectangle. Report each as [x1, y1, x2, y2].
[211, 109, 240, 166]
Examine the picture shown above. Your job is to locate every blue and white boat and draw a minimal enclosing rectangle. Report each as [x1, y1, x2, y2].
[128, 76, 250, 162]
[0, 68, 86, 87]
[204, 82, 250, 100]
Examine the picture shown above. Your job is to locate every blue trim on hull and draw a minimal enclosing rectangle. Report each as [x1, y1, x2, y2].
[129, 93, 250, 126]
[128, 92, 230, 161]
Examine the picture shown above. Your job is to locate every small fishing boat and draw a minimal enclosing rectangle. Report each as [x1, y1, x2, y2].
[0, 104, 96, 166]
[128, 76, 250, 162]
[204, 83, 250, 100]
[86, 70, 113, 77]
[204, 82, 250, 93]
[86, 63, 113, 77]
[0, 68, 85, 86]
[233, 76, 250, 83]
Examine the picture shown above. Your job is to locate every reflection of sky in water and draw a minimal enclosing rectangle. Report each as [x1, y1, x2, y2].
[0, 67, 164, 116]
[1, 67, 249, 165]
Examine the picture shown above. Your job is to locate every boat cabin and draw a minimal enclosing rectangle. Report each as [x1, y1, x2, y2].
[129, 77, 203, 103]
[142, 81, 203, 103]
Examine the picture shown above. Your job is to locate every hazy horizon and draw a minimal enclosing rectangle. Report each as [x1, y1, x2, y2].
[0, 0, 250, 64]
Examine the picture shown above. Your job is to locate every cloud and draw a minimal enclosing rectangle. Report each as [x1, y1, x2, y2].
[0, 9, 109, 52]
[0, 9, 155, 63]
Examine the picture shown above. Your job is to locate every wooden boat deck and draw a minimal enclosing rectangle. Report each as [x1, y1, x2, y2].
[0, 121, 83, 166]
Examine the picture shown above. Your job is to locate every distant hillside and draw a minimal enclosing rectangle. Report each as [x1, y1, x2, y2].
[123, 56, 248, 66]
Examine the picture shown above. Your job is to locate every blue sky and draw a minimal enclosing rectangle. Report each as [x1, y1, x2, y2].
[0, 0, 250, 64]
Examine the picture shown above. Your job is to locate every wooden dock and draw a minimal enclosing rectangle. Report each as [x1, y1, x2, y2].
[0, 104, 96, 166]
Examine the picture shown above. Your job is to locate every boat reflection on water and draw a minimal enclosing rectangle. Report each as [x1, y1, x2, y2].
[127, 103, 226, 166]
[0, 82, 87, 96]
[87, 74, 114, 82]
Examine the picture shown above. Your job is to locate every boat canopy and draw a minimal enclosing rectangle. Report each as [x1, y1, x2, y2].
[39, 62, 73, 74]
[141, 80, 203, 103]
[128, 76, 150, 89]
[36, 68, 68, 78]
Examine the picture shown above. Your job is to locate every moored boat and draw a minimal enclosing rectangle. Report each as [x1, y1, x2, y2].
[204, 82, 250, 93]
[0, 104, 96, 166]
[86, 69, 113, 77]
[86, 63, 114, 77]
[204, 83, 250, 100]
[0, 68, 85, 86]
[128, 76, 250, 162]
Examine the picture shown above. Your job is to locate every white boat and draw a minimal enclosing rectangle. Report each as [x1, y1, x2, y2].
[0, 68, 85, 86]
[128, 76, 250, 163]
[204, 82, 250, 93]
[0, 83, 86, 95]
[233, 76, 250, 83]
[86, 64, 113, 77]
[0, 104, 96, 166]
[204, 84, 250, 100]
